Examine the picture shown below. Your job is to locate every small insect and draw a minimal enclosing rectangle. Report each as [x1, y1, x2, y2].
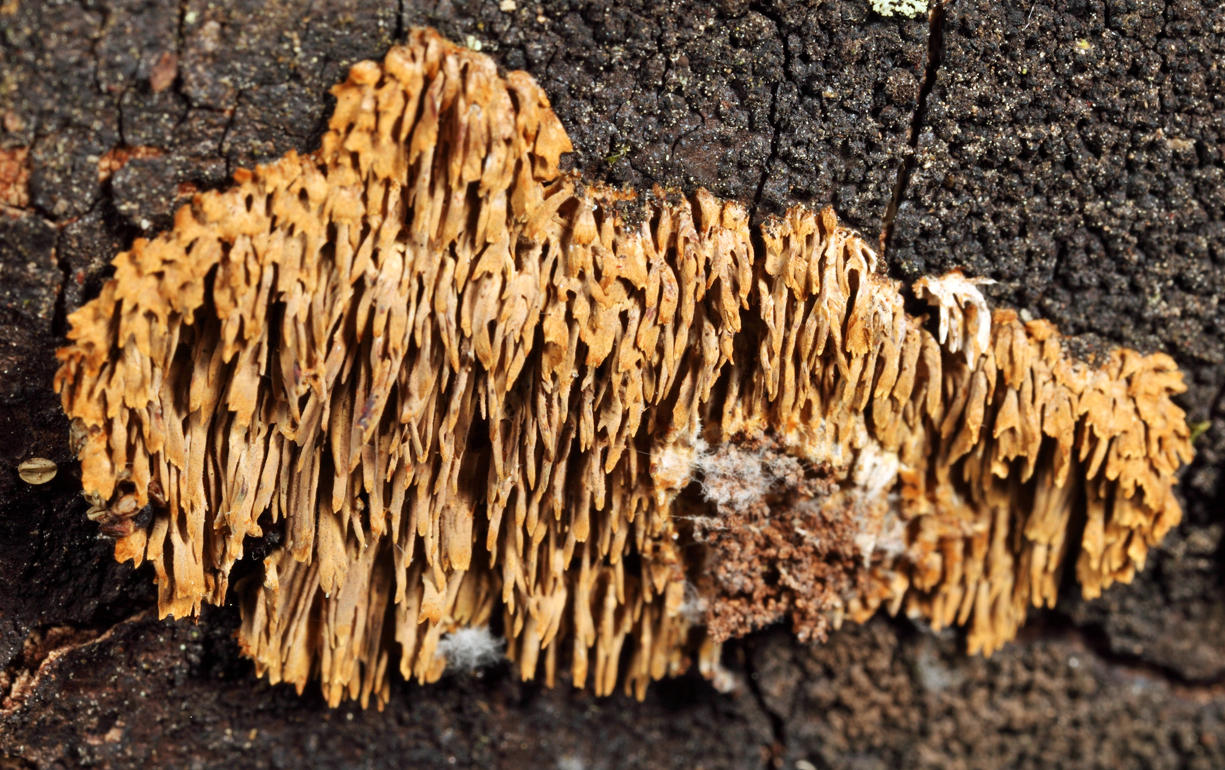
[86, 477, 163, 539]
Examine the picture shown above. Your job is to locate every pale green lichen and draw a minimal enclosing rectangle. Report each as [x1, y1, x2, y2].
[871, 0, 929, 18]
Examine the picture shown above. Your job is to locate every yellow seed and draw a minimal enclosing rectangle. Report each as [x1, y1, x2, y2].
[18, 457, 57, 485]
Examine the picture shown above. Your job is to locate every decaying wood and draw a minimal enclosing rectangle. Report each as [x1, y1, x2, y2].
[53, 28, 1193, 708]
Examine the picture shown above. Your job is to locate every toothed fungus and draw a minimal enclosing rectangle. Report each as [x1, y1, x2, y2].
[54, 28, 1194, 708]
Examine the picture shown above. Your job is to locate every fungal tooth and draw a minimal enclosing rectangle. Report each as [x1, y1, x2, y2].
[53, 27, 1194, 709]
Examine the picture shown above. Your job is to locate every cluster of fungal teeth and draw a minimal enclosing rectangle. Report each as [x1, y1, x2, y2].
[54, 28, 1193, 708]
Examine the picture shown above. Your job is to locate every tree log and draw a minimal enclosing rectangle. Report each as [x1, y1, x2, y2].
[2, 1, 1222, 767]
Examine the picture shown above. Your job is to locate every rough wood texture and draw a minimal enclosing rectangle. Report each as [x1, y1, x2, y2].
[3, 1, 1224, 767]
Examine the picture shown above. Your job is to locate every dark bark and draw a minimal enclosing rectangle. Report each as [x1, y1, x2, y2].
[1, 0, 1223, 767]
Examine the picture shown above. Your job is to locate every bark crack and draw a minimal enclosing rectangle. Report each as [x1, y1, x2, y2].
[748, 1, 789, 224]
[879, 0, 949, 258]
[743, 649, 788, 770]
[1043, 615, 1225, 696]
[219, 89, 245, 176]
[0, 611, 153, 716]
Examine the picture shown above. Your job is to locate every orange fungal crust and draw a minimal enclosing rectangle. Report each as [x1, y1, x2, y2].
[54, 28, 1194, 708]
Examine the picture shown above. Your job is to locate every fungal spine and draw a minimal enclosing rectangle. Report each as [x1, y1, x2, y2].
[54, 28, 1193, 708]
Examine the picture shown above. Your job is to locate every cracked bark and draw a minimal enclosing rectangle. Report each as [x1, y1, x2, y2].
[879, 0, 945, 257]
[1, 611, 153, 717]
[747, 1, 787, 221]
[2, 0, 1224, 767]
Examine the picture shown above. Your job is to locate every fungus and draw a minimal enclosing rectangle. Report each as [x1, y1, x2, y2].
[436, 626, 506, 673]
[54, 28, 1194, 708]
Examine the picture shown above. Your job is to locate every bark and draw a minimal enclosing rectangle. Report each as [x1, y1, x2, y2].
[1, 0, 1222, 767]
